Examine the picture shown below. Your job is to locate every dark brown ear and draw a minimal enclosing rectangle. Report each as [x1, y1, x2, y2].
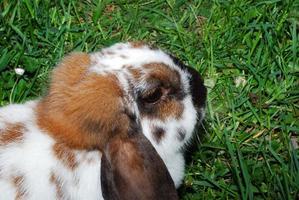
[101, 132, 179, 200]
[169, 54, 207, 111]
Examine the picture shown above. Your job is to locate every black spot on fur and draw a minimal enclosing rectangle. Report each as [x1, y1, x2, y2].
[153, 126, 165, 143]
[177, 128, 186, 141]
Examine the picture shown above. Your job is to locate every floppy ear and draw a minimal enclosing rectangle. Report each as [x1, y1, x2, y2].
[101, 132, 179, 200]
[169, 54, 207, 110]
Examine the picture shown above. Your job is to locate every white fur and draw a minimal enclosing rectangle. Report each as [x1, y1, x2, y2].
[90, 43, 199, 187]
[0, 102, 103, 200]
[0, 42, 205, 199]
[140, 96, 198, 186]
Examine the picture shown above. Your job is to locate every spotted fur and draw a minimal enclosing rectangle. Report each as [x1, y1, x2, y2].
[0, 42, 206, 199]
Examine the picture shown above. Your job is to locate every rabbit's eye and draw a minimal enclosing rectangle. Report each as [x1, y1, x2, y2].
[141, 88, 163, 104]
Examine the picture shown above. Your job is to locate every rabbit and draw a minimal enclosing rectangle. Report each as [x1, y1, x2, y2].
[101, 113, 179, 200]
[0, 42, 207, 200]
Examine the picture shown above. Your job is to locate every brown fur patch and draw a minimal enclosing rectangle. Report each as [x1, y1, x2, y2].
[53, 143, 78, 169]
[13, 175, 26, 200]
[126, 65, 143, 80]
[50, 172, 64, 199]
[159, 100, 184, 120]
[143, 63, 181, 87]
[37, 53, 130, 150]
[140, 63, 185, 120]
[130, 41, 146, 48]
[106, 136, 144, 172]
[51, 52, 91, 86]
[0, 123, 25, 146]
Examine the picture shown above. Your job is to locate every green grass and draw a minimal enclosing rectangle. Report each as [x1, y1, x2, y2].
[0, 0, 298, 199]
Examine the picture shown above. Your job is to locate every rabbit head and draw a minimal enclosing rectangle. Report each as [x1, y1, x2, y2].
[36, 42, 206, 186]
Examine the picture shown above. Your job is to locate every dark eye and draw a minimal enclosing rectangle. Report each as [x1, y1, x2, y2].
[141, 88, 163, 104]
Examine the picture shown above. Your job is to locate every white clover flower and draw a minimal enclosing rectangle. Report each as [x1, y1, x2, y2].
[14, 68, 25, 76]
[204, 78, 216, 89]
[234, 76, 247, 87]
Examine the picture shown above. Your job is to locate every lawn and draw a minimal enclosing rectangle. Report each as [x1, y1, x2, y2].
[0, 0, 298, 199]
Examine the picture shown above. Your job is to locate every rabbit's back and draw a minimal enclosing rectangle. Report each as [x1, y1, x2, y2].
[0, 101, 103, 200]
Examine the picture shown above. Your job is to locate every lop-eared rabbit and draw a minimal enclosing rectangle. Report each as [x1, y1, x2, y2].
[0, 42, 206, 199]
